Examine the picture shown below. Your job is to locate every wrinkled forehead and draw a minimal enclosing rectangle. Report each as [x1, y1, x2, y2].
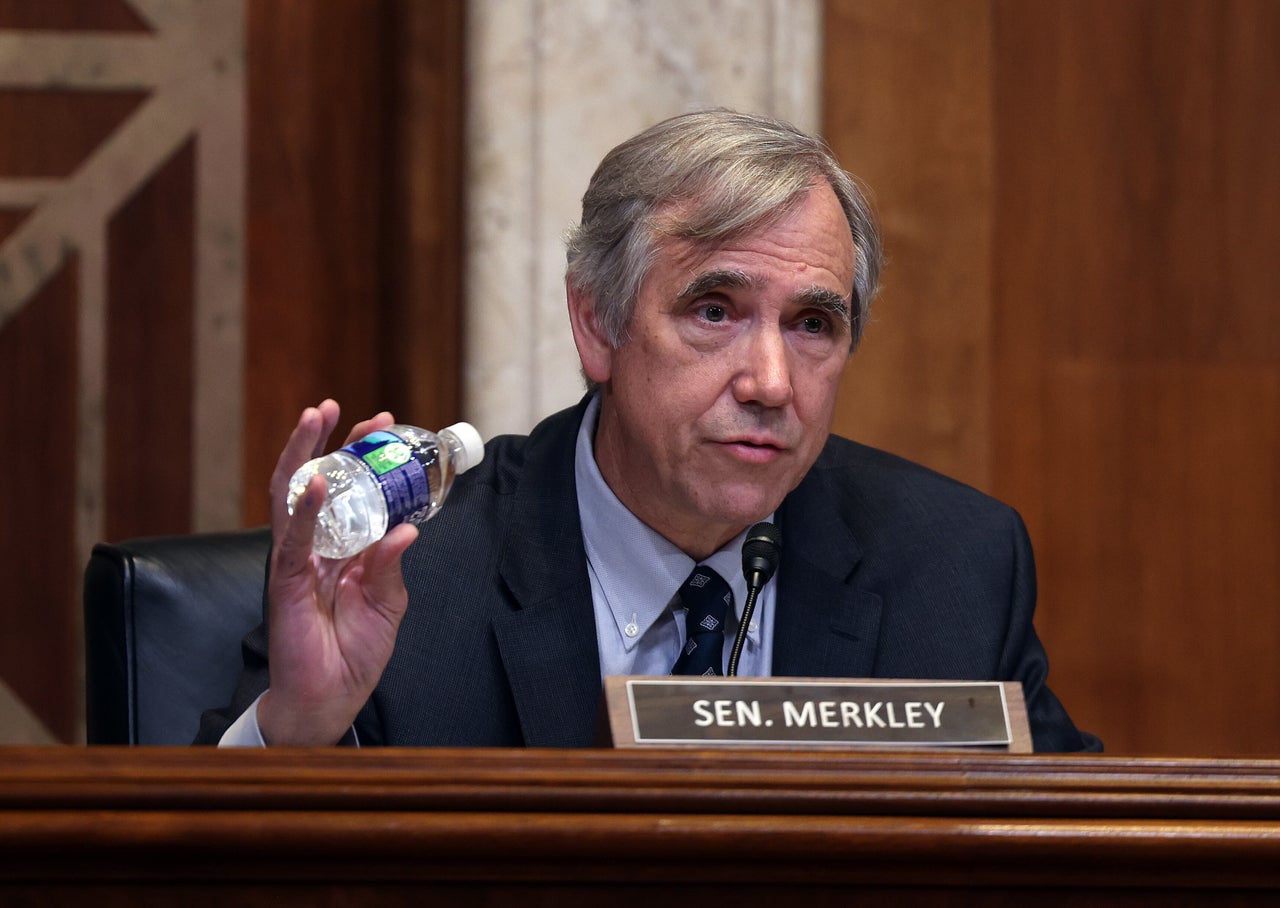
[647, 184, 857, 290]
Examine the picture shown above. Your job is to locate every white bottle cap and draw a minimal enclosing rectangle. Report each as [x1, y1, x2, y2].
[442, 422, 485, 473]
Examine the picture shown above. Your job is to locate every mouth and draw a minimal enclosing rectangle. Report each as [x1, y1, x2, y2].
[717, 437, 787, 464]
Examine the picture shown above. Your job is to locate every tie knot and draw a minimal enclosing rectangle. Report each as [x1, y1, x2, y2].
[680, 565, 731, 627]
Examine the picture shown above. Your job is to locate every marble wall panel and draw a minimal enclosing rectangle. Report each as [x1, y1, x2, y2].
[465, 0, 822, 436]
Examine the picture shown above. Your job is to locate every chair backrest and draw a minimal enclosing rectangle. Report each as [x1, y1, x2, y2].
[83, 528, 270, 745]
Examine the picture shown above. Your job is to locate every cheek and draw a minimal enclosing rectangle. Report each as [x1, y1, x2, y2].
[654, 348, 731, 401]
[793, 361, 845, 419]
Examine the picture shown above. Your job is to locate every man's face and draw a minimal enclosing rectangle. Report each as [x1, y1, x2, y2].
[572, 182, 856, 559]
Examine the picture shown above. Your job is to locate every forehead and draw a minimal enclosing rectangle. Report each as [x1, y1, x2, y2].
[645, 184, 857, 298]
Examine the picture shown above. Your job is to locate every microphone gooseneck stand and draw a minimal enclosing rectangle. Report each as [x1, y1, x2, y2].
[726, 522, 782, 677]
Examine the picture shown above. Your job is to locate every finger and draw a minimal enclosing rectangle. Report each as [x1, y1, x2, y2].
[268, 406, 331, 531]
[310, 399, 342, 459]
[341, 411, 395, 447]
[271, 472, 325, 590]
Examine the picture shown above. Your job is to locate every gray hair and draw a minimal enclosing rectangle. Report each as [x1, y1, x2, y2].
[565, 108, 883, 349]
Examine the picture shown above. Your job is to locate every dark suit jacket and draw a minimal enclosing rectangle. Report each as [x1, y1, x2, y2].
[197, 398, 1100, 752]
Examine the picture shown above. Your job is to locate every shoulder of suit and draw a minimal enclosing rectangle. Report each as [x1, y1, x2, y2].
[811, 433, 1019, 521]
[455, 402, 586, 494]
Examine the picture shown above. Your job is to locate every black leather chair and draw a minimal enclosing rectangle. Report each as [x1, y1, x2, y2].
[83, 528, 270, 745]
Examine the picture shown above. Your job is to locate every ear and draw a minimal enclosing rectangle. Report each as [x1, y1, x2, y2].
[566, 278, 614, 385]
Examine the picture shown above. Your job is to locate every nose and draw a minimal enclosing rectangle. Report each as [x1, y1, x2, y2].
[732, 325, 793, 408]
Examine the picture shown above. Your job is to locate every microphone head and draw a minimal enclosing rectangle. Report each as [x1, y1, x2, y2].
[741, 521, 782, 587]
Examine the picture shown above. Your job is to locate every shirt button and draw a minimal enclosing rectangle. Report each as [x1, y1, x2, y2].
[624, 622, 639, 638]
[748, 622, 758, 634]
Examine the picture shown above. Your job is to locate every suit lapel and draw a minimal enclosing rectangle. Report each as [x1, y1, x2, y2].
[772, 462, 883, 678]
[489, 400, 604, 746]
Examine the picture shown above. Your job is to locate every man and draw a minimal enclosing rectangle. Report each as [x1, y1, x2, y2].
[199, 109, 1100, 752]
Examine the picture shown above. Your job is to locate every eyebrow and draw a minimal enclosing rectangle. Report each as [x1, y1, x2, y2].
[679, 270, 852, 330]
[796, 286, 852, 329]
[676, 269, 757, 300]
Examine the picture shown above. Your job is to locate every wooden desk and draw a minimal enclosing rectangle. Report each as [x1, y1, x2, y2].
[1, 747, 1278, 904]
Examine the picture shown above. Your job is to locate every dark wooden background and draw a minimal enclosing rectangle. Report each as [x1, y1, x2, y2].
[825, 0, 1279, 755]
[242, 0, 465, 527]
[1, 0, 1276, 756]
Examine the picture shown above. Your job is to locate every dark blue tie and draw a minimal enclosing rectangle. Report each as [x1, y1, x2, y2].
[672, 565, 732, 676]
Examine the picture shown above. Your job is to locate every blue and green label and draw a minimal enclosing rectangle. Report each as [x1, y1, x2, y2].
[343, 431, 431, 527]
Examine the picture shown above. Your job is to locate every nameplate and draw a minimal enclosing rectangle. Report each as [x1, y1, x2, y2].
[602, 677, 1030, 752]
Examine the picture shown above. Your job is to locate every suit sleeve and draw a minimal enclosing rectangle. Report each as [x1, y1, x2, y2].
[1000, 512, 1103, 753]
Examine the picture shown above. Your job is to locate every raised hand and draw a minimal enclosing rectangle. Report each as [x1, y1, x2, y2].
[257, 401, 418, 745]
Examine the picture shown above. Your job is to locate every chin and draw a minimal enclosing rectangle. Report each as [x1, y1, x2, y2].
[698, 487, 784, 528]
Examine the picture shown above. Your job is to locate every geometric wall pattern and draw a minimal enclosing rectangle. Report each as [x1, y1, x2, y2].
[0, 0, 243, 741]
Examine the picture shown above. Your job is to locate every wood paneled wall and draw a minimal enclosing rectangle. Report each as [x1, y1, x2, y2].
[0, 0, 200, 744]
[242, 0, 465, 526]
[6, 0, 1271, 756]
[0, 0, 464, 741]
[825, 0, 1280, 755]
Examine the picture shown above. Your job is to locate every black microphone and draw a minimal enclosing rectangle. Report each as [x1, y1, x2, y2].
[727, 522, 782, 676]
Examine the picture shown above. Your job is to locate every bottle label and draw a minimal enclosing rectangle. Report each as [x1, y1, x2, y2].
[343, 431, 431, 528]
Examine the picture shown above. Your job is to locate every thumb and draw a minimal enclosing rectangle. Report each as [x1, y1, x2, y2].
[359, 522, 418, 614]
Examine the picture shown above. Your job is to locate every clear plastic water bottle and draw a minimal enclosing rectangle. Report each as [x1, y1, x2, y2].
[286, 422, 484, 559]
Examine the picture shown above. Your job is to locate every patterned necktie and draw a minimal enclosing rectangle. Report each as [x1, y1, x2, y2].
[671, 565, 733, 676]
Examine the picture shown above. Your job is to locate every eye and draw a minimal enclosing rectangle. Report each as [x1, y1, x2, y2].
[801, 315, 829, 334]
[701, 304, 727, 323]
